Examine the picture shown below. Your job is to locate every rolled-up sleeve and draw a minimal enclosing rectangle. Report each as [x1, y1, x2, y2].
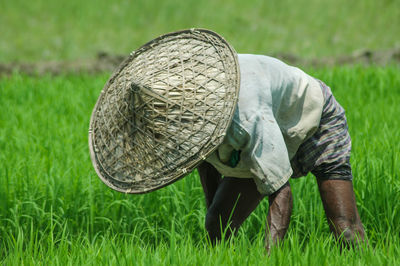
[239, 112, 293, 195]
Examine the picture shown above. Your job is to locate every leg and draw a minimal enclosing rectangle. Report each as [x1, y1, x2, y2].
[197, 161, 222, 208]
[316, 178, 365, 247]
[205, 177, 265, 243]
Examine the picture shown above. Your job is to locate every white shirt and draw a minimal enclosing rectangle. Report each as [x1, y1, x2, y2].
[205, 54, 324, 195]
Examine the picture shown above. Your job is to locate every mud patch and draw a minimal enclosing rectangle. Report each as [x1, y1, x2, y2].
[0, 49, 399, 77]
[0, 52, 126, 77]
[274, 48, 400, 67]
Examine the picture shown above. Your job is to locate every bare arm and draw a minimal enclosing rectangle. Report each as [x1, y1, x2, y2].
[265, 182, 293, 251]
[317, 179, 365, 247]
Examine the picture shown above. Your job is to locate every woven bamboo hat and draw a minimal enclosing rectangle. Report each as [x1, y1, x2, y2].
[89, 29, 240, 193]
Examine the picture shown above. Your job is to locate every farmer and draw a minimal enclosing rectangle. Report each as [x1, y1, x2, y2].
[197, 53, 366, 249]
[89, 29, 365, 250]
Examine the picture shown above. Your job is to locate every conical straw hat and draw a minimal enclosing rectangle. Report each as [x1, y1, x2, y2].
[89, 29, 240, 193]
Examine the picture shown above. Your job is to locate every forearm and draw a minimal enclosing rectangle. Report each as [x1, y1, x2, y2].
[265, 182, 293, 249]
[317, 179, 365, 247]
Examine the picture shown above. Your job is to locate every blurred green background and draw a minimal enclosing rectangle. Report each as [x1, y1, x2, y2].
[1, 0, 399, 63]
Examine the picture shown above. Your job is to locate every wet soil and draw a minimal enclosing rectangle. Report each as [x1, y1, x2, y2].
[1, 49, 399, 77]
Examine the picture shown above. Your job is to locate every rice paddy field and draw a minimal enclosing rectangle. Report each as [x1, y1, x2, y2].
[1, 0, 400, 265]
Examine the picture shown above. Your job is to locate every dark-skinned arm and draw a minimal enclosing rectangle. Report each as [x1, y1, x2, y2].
[265, 181, 293, 252]
[317, 179, 365, 248]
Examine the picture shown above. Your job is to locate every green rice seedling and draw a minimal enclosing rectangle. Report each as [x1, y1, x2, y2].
[0, 66, 399, 264]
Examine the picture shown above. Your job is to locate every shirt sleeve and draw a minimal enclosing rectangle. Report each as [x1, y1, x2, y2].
[238, 112, 293, 195]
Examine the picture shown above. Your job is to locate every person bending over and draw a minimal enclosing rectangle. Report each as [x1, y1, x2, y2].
[198, 54, 365, 250]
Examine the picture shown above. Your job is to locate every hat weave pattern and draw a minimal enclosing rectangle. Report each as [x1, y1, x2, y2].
[89, 29, 239, 193]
